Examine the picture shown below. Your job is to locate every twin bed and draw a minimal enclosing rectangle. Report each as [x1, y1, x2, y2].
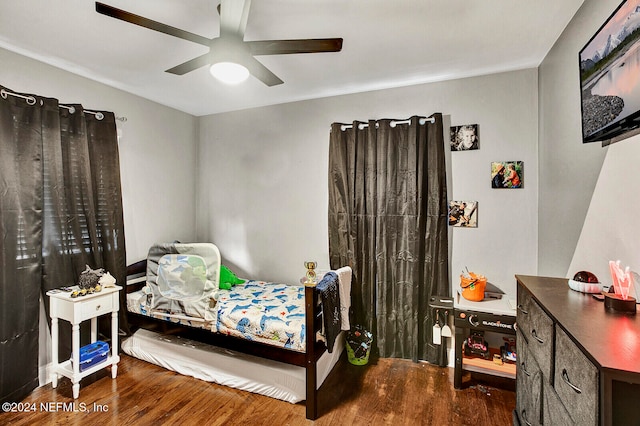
[121, 242, 351, 420]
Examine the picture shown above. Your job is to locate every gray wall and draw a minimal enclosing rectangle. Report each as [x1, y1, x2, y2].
[537, 0, 621, 277]
[197, 69, 539, 299]
[558, 0, 640, 286]
[0, 47, 199, 264]
[568, 137, 640, 289]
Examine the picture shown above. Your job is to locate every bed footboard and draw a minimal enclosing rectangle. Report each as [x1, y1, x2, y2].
[304, 282, 323, 420]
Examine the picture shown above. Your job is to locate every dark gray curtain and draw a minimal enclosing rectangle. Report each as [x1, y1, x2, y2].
[0, 86, 126, 404]
[328, 114, 449, 364]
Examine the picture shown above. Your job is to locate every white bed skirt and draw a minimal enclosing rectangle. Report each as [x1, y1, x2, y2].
[121, 328, 344, 404]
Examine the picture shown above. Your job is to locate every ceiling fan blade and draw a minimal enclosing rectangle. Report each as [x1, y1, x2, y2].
[219, 0, 251, 37]
[165, 53, 212, 75]
[95, 2, 211, 47]
[239, 55, 283, 86]
[248, 38, 343, 55]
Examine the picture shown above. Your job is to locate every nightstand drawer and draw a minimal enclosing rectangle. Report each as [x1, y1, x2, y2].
[81, 295, 113, 321]
[554, 326, 598, 425]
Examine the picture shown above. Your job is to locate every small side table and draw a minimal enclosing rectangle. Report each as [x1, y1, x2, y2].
[47, 285, 122, 399]
[453, 292, 517, 389]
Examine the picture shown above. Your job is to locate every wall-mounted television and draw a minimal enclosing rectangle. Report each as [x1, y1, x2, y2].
[580, 0, 640, 143]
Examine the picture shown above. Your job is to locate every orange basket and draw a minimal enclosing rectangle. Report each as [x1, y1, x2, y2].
[460, 273, 487, 301]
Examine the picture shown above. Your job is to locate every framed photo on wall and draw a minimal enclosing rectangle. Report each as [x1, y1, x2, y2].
[448, 201, 478, 227]
[450, 124, 479, 151]
[491, 161, 523, 188]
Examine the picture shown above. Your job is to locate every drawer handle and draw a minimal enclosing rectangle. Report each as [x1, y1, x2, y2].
[561, 368, 582, 394]
[520, 361, 531, 377]
[531, 329, 544, 344]
[517, 304, 528, 315]
[521, 409, 532, 426]
[95, 304, 101, 311]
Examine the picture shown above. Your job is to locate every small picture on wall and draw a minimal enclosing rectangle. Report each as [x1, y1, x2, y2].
[448, 201, 478, 227]
[491, 161, 523, 189]
[450, 124, 479, 151]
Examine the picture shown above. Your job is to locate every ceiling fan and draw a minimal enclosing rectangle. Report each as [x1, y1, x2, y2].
[95, 1, 343, 86]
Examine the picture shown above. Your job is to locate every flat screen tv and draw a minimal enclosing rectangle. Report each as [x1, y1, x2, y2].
[580, 0, 640, 143]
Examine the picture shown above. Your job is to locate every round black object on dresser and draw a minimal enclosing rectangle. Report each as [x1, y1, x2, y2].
[603, 292, 637, 314]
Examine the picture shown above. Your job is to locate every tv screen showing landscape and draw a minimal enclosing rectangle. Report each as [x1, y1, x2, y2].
[580, 0, 640, 142]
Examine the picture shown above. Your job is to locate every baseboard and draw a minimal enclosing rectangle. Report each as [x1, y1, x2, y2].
[39, 362, 52, 387]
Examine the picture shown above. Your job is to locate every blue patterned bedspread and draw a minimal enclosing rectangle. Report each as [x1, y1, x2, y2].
[212, 280, 306, 352]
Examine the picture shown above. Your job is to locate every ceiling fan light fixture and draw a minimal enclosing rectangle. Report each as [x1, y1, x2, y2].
[95, 1, 343, 86]
[209, 62, 250, 85]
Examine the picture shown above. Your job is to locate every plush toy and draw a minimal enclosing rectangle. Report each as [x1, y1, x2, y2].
[78, 265, 104, 290]
[72, 265, 106, 297]
[98, 271, 117, 288]
[219, 265, 245, 290]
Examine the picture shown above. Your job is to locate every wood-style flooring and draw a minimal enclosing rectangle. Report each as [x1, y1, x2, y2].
[1, 353, 515, 426]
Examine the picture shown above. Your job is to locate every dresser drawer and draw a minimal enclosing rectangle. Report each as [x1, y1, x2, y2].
[554, 326, 598, 425]
[516, 330, 542, 426]
[542, 381, 573, 426]
[516, 288, 530, 338]
[81, 294, 114, 321]
[516, 289, 554, 381]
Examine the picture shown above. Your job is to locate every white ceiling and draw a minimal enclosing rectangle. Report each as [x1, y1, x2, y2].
[0, 0, 584, 117]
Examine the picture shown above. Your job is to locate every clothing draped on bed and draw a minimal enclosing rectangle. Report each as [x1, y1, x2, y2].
[316, 272, 341, 353]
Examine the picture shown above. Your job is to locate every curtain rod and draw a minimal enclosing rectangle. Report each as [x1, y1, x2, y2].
[0, 89, 36, 105]
[60, 104, 128, 122]
[337, 116, 435, 131]
[1, 89, 127, 122]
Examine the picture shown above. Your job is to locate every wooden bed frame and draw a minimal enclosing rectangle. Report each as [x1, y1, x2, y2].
[124, 261, 331, 420]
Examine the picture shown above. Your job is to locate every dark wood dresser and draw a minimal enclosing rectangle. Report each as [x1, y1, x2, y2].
[515, 275, 640, 425]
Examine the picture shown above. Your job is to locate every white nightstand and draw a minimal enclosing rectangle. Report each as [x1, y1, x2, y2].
[47, 285, 122, 399]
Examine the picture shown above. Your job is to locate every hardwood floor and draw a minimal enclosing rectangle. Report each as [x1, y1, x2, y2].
[1, 353, 515, 425]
